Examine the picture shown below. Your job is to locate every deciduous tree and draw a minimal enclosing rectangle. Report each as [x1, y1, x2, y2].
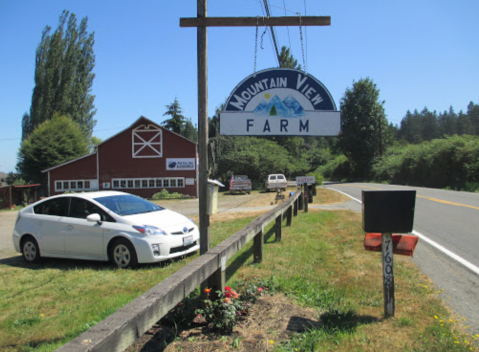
[339, 78, 391, 178]
[21, 10, 96, 141]
[17, 115, 89, 185]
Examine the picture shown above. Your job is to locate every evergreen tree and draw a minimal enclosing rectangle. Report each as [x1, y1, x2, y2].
[22, 10, 96, 140]
[339, 78, 390, 178]
[17, 114, 89, 185]
[278, 46, 301, 70]
[162, 98, 187, 135]
[466, 101, 479, 135]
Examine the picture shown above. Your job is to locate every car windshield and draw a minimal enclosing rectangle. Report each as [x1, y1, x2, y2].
[94, 194, 164, 216]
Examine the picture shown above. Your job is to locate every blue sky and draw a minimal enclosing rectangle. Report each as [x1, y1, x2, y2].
[1, 0, 478, 173]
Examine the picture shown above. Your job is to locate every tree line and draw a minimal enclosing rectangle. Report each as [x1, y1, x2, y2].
[13, 10, 479, 193]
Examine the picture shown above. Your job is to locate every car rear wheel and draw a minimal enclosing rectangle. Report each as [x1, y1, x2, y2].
[21, 236, 41, 263]
[110, 239, 138, 269]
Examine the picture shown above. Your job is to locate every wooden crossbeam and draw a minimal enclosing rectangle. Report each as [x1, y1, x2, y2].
[180, 16, 331, 28]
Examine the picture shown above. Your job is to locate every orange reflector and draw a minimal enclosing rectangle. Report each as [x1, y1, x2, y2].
[364, 233, 419, 257]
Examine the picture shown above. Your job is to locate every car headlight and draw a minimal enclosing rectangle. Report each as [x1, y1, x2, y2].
[133, 225, 167, 236]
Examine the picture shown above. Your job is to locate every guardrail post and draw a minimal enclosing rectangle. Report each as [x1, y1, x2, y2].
[298, 189, 304, 210]
[253, 227, 264, 263]
[275, 213, 282, 242]
[286, 205, 292, 226]
[302, 183, 309, 213]
[294, 197, 298, 216]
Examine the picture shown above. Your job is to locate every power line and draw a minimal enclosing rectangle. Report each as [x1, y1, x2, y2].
[282, 0, 292, 49]
[262, 0, 281, 66]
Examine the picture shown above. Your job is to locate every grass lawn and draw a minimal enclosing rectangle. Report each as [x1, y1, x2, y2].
[0, 189, 477, 351]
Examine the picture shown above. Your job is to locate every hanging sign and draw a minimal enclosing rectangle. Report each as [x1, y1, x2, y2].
[220, 68, 341, 136]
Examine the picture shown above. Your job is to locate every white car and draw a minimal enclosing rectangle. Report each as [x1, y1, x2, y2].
[12, 191, 199, 268]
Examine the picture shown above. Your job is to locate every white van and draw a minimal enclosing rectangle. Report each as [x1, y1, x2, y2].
[265, 174, 287, 192]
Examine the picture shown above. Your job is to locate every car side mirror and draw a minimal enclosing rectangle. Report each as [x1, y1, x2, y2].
[86, 213, 102, 225]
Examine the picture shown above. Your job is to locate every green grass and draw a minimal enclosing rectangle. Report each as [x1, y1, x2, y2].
[1, 209, 477, 351]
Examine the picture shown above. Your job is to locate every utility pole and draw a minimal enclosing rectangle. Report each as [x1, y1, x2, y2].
[197, 0, 209, 255]
[181, 6, 331, 264]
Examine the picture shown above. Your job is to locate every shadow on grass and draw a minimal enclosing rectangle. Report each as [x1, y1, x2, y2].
[0, 252, 195, 272]
[225, 225, 278, 282]
[319, 309, 380, 333]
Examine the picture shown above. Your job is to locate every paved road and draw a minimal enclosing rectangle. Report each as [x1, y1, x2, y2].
[324, 182, 479, 336]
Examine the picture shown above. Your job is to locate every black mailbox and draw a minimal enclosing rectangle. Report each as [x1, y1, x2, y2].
[362, 190, 416, 233]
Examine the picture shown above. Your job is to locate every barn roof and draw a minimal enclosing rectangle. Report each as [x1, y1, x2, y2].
[41, 116, 197, 173]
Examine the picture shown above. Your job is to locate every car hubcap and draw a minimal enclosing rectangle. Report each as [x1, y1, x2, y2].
[24, 242, 36, 261]
[114, 245, 130, 268]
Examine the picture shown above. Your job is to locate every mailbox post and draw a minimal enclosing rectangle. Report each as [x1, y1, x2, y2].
[362, 190, 416, 318]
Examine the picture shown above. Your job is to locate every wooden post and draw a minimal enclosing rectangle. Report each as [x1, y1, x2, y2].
[382, 233, 395, 317]
[197, 0, 209, 255]
[298, 188, 303, 210]
[253, 227, 264, 263]
[286, 205, 292, 226]
[308, 185, 313, 203]
[209, 255, 226, 300]
[294, 197, 298, 216]
[304, 183, 308, 213]
[275, 213, 282, 242]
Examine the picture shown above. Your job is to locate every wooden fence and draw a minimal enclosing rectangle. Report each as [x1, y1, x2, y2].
[56, 189, 305, 352]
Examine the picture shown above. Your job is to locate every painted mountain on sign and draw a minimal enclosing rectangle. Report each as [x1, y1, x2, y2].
[283, 95, 304, 116]
[253, 95, 304, 117]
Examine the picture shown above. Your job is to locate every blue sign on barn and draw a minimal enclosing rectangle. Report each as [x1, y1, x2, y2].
[220, 68, 341, 136]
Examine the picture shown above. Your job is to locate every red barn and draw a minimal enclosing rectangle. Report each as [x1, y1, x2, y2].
[42, 116, 198, 198]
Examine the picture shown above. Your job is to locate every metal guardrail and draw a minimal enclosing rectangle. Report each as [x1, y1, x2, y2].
[56, 189, 303, 352]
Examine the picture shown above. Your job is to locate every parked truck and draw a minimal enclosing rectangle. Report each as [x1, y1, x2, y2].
[229, 175, 252, 194]
[265, 174, 288, 192]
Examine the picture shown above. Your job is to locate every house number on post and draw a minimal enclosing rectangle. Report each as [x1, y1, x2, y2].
[382, 233, 395, 317]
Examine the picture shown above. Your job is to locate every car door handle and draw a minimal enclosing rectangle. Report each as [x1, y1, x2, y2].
[65, 225, 74, 231]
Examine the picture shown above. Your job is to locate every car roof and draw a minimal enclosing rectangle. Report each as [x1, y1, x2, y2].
[45, 191, 128, 201]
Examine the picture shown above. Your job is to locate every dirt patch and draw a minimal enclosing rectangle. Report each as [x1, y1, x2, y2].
[128, 294, 321, 352]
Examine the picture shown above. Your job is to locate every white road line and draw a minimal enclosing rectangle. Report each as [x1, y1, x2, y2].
[326, 186, 479, 277]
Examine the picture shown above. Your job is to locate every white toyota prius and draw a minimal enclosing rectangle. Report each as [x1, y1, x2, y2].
[12, 191, 199, 268]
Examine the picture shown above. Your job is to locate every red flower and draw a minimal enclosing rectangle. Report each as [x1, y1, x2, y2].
[258, 287, 263, 292]
[225, 292, 231, 298]
[224, 286, 231, 292]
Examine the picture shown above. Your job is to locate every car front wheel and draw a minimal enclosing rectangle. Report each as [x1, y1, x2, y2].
[110, 239, 138, 269]
[21, 236, 41, 263]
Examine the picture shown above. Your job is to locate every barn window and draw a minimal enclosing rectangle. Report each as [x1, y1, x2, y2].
[134, 180, 140, 188]
[149, 179, 155, 188]
[63, 181, 69, 189]
[70, 182, 77, 189]
[177, 178, 184, 187]
[113, 180, 119, 188]
[120, 180, 126, 188]
[163, 179, 169, 188]
[156, 179, 162, 187]
[56, 182, 62, 190]
[85, 181, 90, 189]
[170, 179, 177, 187]
[77, 181, 84, 189]
[128, 180, 133, 188]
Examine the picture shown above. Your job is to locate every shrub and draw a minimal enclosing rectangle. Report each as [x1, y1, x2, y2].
[152, 189, 183, 200]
